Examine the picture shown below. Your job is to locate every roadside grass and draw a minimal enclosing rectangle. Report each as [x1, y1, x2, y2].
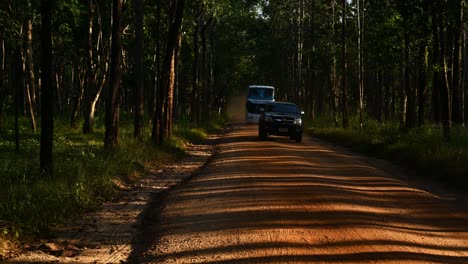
[306, 116, 468, 188]
[0, 115, 224, 246]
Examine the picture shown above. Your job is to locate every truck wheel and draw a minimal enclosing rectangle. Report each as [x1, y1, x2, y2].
[259, 126, 267, 140]
[295, 132, 302, 143]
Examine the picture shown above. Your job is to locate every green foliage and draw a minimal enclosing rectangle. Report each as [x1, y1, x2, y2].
[308, 117, 468, 188]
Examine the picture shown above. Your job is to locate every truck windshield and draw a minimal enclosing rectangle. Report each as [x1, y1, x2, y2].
[266, 104, 299, 114]
[248, 88, 274, 100]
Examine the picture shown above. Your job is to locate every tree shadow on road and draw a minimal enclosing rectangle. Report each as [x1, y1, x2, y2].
[127, 124, 468, 264]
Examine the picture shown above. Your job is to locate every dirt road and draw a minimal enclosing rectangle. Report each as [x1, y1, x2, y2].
[131, 124, 468, 264]
[6, 124, 468, 263]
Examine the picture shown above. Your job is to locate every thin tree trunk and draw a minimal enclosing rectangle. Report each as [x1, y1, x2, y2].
[452, 0, 464, 124]
[341, 0, 349, 128]
[71, 66, 85, 127]
[192, 7, 202, 125]
[376, 62, 383, 123]
[404, 29, 416, 129]
[201, 18, 212, 122]
[0, 37, 4, 134]
[21, 24, 37, 132]
[26, 16, 36, 112]
[151, 1, 161, 122]
[432, 14, 441, 124]
[14, 48, 22, 152]
[417, 45, 428, 127]
[40, 0, 54, 177]
[83, 0, 95, 134]
[153, 0, 185, 145]
[55, 70, 63, 113]
[462, 16, 466, 125]
[433, 2, 452, 138]
[417, 2, 429, 127]
[104, 0, 122, 150]
[133, 0, 144, 140]
[357, 0, 364, 129]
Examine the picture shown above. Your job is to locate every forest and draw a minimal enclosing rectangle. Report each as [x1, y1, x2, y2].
[0, 0, 467, 241]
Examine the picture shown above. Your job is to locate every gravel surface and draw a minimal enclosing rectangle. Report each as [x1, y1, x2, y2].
[135, 124, 468, 264]
[5, 124, 468, 264]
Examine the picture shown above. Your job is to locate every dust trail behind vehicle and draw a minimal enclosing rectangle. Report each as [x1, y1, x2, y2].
[226, 94, 247, 123]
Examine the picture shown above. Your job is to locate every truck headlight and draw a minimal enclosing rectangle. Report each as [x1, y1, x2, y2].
[294, 118, 302, 125]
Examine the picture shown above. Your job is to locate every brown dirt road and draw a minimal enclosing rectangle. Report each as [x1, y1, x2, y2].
[130, 124, 468, 264]
[6, 124, 468, 263]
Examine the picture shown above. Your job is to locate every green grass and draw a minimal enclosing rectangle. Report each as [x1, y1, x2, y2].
[307, 116, 468, 189]
[0, 114, 225, 243]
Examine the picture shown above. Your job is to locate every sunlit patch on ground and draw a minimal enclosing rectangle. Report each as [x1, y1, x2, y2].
[142, 124, 468, 264]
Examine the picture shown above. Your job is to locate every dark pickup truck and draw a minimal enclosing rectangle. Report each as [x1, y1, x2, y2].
[258, 101, 304, 142]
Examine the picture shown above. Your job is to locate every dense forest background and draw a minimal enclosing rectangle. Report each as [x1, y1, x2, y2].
[0, 0, 467, 174]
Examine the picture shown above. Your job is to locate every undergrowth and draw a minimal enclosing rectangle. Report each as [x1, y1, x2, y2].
[0, 114, 225, 244]
[307, 116, 468, 188]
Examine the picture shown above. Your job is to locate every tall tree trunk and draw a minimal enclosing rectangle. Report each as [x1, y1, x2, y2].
[463, 16, 466, 125]
[151, 1, 161, 122]
[417, 45, 428, 127]
[192, 7, 202, 125]
[452, 0, 464, 124]
[25, 16, 36, 112]
[404, 30, 416, 129]
[376, 62, 383, 123]
[71, 66, 85, 127]
[40, 0, 54, 177]
[21, 23, 37, 132]
[83, 1, 108, 134]
[201, 18, 212, 122]
[14, 48, 22, 152]
[0, 37, 4, 134]
[55, 69, 63, 113]
[153, 0, 185, 145]
[417, 2, 429, 127]
[341, 0, 349, 128]
[83, 0, 95, 134]
[432, 2, 452, 138]
[357, 0, 364, 129]
[105, 0, 122, 150]
[133, 0, 144, 140]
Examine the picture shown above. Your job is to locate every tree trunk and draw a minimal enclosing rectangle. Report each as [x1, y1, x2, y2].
[341, 0, 349, 128]
[104, 0, 122, 150]
[21, 23, 37, 132]
[25, 17, 36, 112]
[133, 0, 144, 140]
[0, 37, 4, 134]
[417, 45, 428, 127]
[417, 2, 429, 127]
[357, 0, 364, 129]
[463, 15, 466, 125]
[83, 0, 95, 134]
[192, 8, 202, 125]
[150, 1, 161, 122]
[451, 0, 464, 124]
[55, 69, 63, 113]
[201, 18, 212, 122]
[14, 48, 22, 152]
[432, 2, 452, 138]
[376, 63, 383, 123]
[153, 0, 185, 145]
[40, 0, 54, 177]
[71, 67, 85, 127]
[404, 30, 416, 129]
